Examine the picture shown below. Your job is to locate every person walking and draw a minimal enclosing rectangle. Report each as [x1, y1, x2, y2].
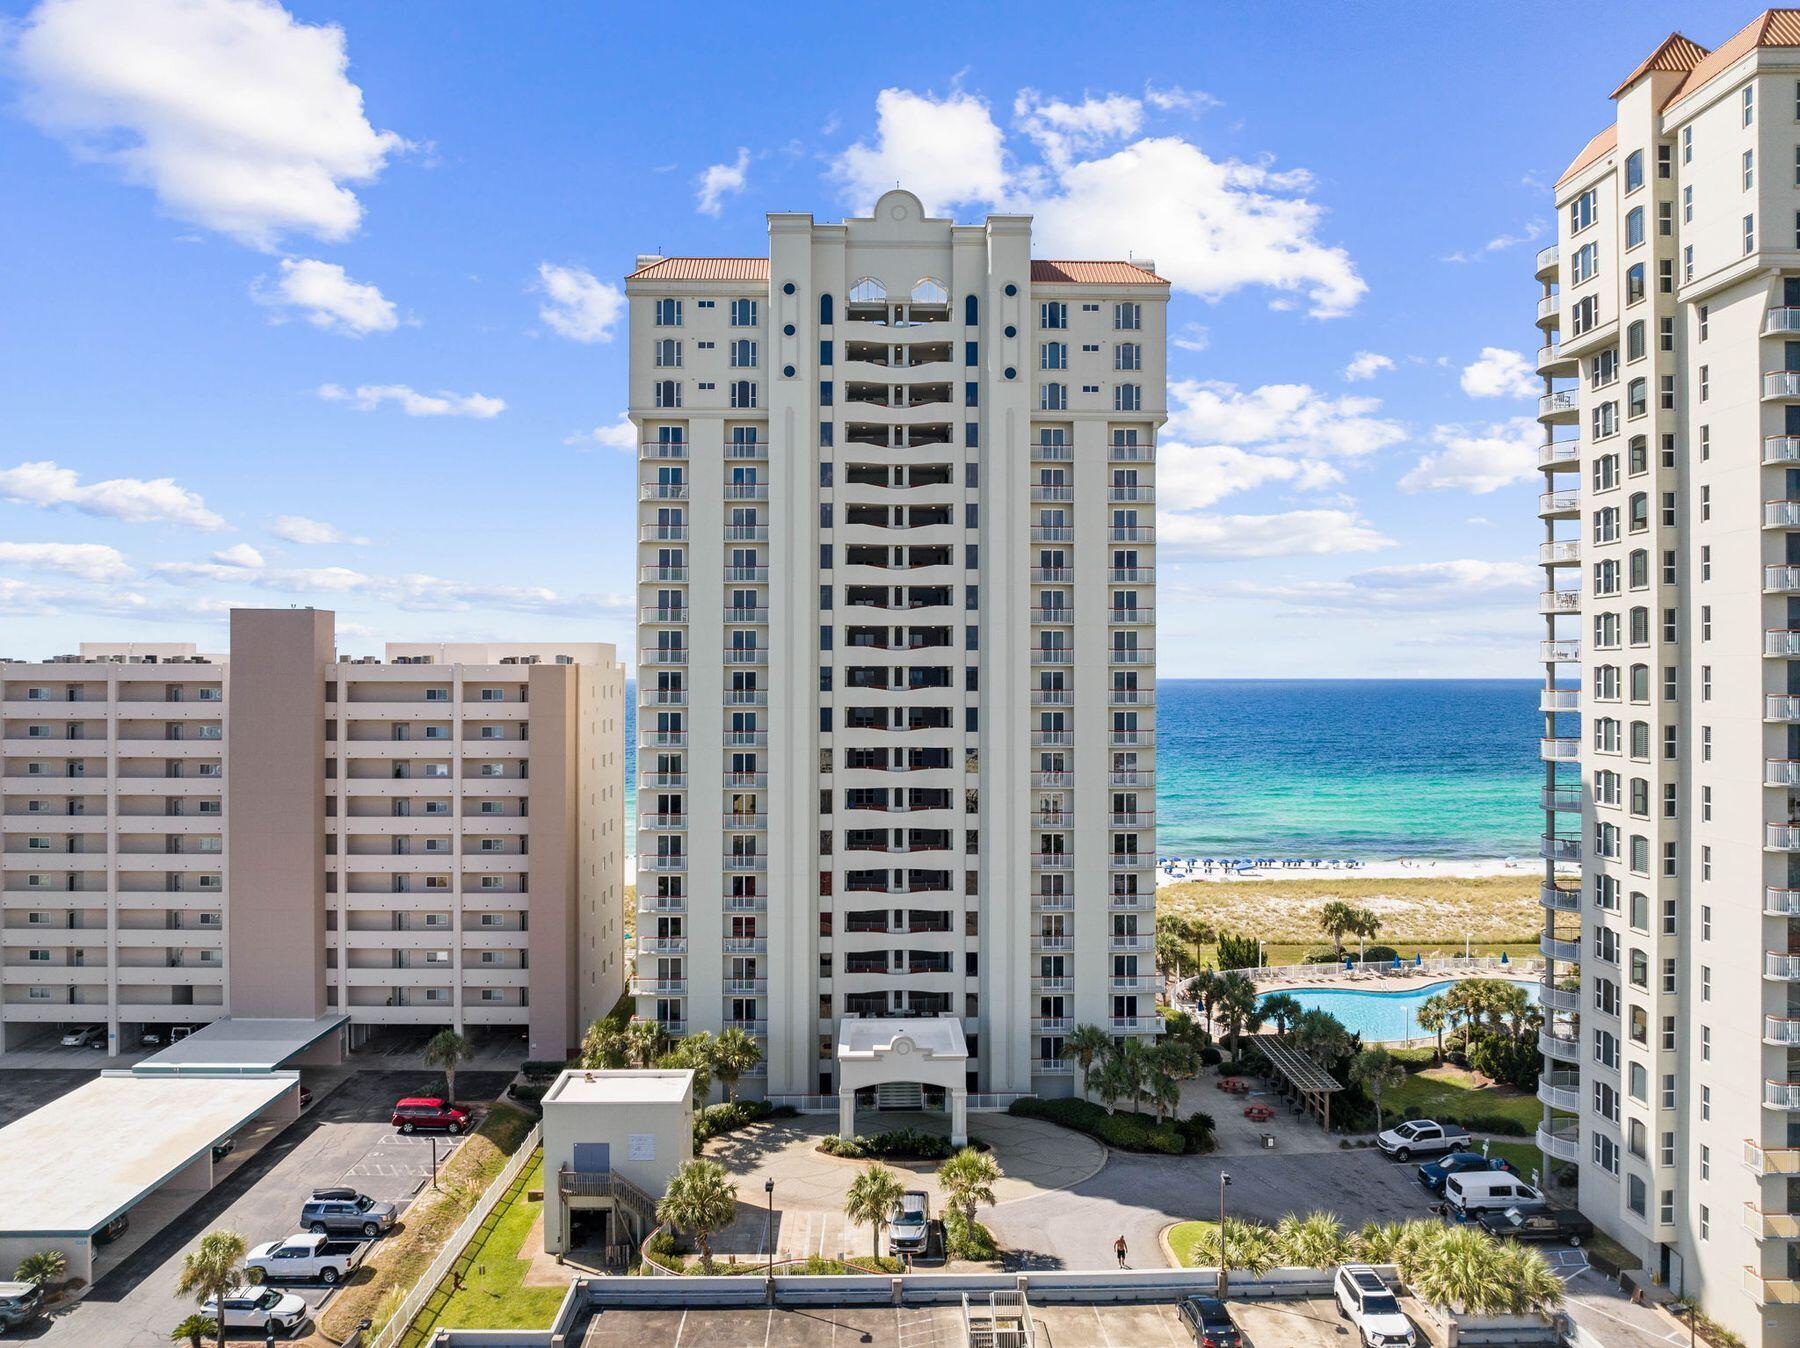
[1114, 1234, 1128, 1268]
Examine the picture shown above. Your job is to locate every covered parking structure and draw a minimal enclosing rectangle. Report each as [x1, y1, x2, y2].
[133, 1013, 347, 1073]
[0, 1069, 301, 1284]
[1257, 1038, 1344, 1131]
[835, 1017, 969, 1145]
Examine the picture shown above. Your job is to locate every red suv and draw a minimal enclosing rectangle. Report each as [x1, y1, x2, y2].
[392, 1097, 469, 1135]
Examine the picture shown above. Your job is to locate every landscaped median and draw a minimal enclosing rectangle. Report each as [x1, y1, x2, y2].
[1007, 1096, 1214, 1155]
[314, 1101, 536, 1345]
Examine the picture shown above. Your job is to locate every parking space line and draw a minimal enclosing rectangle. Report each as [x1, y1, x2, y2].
[671, 1307, 687, 1347]
[1092, 1303, 1114, 1347]
[1156, 1303, 1186, 1345]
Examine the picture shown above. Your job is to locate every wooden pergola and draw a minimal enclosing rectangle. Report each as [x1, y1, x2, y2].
[1259, 1037, 1345, 1131]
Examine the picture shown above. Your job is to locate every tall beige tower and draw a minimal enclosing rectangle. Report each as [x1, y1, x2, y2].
[626, 191, 1167, 1110]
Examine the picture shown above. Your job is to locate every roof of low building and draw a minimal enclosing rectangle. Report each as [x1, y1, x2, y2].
[134, 1014, 347, 1073]
[624, 257, 1167, 285]
[545, 1068, 694, 1106]
[836, 1016, 968, 1060]
[0, 1072, 297, 1236]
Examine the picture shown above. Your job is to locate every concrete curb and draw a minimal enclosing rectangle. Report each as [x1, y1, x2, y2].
[1156, 1221, 1183, 1269]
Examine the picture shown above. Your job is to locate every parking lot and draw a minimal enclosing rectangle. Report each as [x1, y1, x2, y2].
[575, 1294, 1445, 1348]
[22, 1069, 512, 1345]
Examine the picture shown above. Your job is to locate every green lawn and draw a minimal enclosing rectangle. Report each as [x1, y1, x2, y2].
[1481, 1140, 1547, 1181]
[1164, 1220, 1217, 1268]
[1385, 1066, 1541, 1133]
[416, 1154, 569, 1334]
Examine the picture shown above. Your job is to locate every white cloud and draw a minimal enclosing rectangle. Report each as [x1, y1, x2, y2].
[0, 459, 225, 529]
[1443, 219, 1546, 264]
[0, 541, 131, 581]
[1235, 559, 1537, 611]
[210, 542, 263, 567]
[1158, 443, 1341, 511]
[252, 258, 398, 336]
[1143, 84, 1220, 114]
[1460, 347, 1539, 399]
[150, 554, 629, 616]
[833, 87, 1008, 214]
[1343, 351, 1395, 382]
[534, 263, 624, 343]
[1172, 323, 1210, 352]
[1400, 418, 1542, 495]
[695, 147, 749, 216]
[829, 86, 1366, 318]
[565, 415, 636, 451]
[1164, 379, 1405, 459]
[13, 0, 405, 249]
[269, 514, 368, 545]
[1157, 508, 1394, 559]
[317, 383, 504, 419]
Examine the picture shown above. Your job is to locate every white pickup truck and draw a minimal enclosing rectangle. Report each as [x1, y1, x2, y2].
[1374, 1118, 1473, 1161]
[244, 1232, 366, 1285]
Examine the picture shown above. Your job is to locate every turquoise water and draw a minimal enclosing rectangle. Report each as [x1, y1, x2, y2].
[624, 678, 1543, 860]
[1259, 978, 1541, 1044]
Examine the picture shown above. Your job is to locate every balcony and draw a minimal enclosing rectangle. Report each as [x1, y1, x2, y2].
[1746, 1140, 1800, 1176]
[1538, 489, 1579, 519]
[1766, 501, 1800, 529]
[638, 525, 688, 543]
[1539, 539, 1580, 567]
[1537, 1070, 1580, 1112]
[1764, 1080, 1800, 1110]
[1029, 854, 1073, 872]
[1031, 649, 1072, 667]
[1032, 1017, 1073, 1034]
[1539, 688, 1580, 713]
[637, 855, 687, 874]
[1766, 1017, 1800, 1045]
[1034, 1059, 1074, 1075]
[641, 440, 688, 460]
[1539, 835, 1581, 864]
[1539, 1027, 1580, 1064]
[722, 647, 767, 665]
[1764, 371, 1800, 400]
[1536, 1118, 1580, 1163]
[1770, 567, 1800, 594]
[1769, 630, 1800, 657]
[1768, 888, 1800, 915]
[637, 894, 687, 914]
[1535, 244, 1559, 282]
[1109, 441, 1155, 462]
[1536, 343, 1575, 378]
[641, 648, 688, 666]
[725, 440, 768, 459]
[1773, 698, 1800, 724]
[1535, 294, 1559, 329]
[1768, 825, 1800, 850]
[1539, 932, 1580, 961]
[1030, 526, 1074, 544]
[1770, 760, 1800, 786]
[1743, 1270, 1800, 1305]
[722, 484, 768, 502]
[1108, 648, 1153, 666]
[1540, 639, 1580, 662]
[640, 566, 688, 583]
[1539, 881, 1580, 911]
[637, 938, 687, 956]
[1537, 391, 1579, 424]
[1109, 974, 1159, 993]
[1033, 442, 1073, 462]
[1539, 590, 1580, 615]
[639, 483, 687, 501]
[1111, 1016, 1161, 1033]
[1539, 738, 1579, 762]
[1540, 981, 1580, 1013]
[1744, 1203, 1800, 1240]
[1766, 308, 1800, 335]
[1109, 607, 1155, 626]
[1028, 609, 1075, 626]
[1765, 436, 1800, 465]
[1108, 486, 1156, 505]
[1766, 953, 1800, 981]
[630, 978, 686, 997]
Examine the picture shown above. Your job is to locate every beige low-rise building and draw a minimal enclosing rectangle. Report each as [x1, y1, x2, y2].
[0, 608, 625, 1060]
[541, 1068, 693, 1257]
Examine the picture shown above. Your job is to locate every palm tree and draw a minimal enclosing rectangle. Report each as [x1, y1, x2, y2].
[1489, 981, 1532, 1043]
[667, 1031, 716, 1103]
[579, 1019, 629, 1070]
[936, 1146, 1001, 1226]
[174, 1230, 251, 1348]
[625, 1018, 665, 1068]
[1415, 994, 1451, 1064]
[1410, 1224, 1514, 1316]
[1087, 1052, 1128, 1114]
[712, 1027, 762, 1103]
[1274, 1211, 1353, 1269]
[844, 1163, 906, 1260]
[1350, 1048, 1407, 1133]
[1065, 1023, 1111, 1099]
[1191, 1219, 1278, 1276]
[1317, 900, 1360, 961]
[1289, 1008, 1353, 1070]
[1212, 970, 1264, 1060]
[1187, 968, 1223, 1030]
[655, 1160, 739, 1271]
[1155, 926, 1191, 985]
[1497, 1242, 1566, 1315]
[15, 1249, 66, 1286]
[1147, 1068, 1182, 1122]
[1112, 1036, 1155, 1113]
[1355, 1221, 1410, 1265]
[170, 1317, 219, 1348]
[1258, 992, 1303, 1035]
[422, 1029, 472, 1107]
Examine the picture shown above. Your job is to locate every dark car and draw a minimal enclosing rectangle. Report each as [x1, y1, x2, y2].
[1416, 1151, 1519, 1194]
[94, 1213, 129, 1245]
[211, 1136, 235, 1163]
[1177, 1295, 1243, 1348]
[392, 1097, 469, 1135]
[1477, 1204, 1592, 1245]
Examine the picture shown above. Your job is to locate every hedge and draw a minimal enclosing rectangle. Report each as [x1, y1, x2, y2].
[819, 1127, 960, 1160]
[1007, 1096, 1185, 1155]
[520, 1059, 574, 1081]
[944, 1211, 998, 1260]
[693, 1099, 797, 1145]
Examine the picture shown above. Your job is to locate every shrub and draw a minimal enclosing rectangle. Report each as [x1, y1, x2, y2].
[693, 1099, 797, 1145]
[1464, 1031, 1541, 1091]
[1007, 1096, 1184, 1155]
[644, 1230, 679, 1260]
[943, 1211, 999, 1261]
[507, 1082, 547, 1107]
[1463, 1113, 1530, 1137]
[1361, 946, 1399, 964]
[819, 1127, 958, 1160]
[1199, 1046, 1223, 1067]
[520, 1059, 573, 1081]
[1175, 1110, 1216, 1154]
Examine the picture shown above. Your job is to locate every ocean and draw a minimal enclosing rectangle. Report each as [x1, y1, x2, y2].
[623, 678, 1543, 861]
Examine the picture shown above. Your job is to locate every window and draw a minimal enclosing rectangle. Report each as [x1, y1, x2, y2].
[1626, 206, 1644, 248]
[1628, 378, 1647, 418]
[1659, 143, 1672, 179]
[1040, 302, 1067, 330]
[1591, 348, 1618, 387]
[1700, 485, 1710, 521]
[1041, 342, 1067, 370]
[1699, 364, 1709, 399]
[1746, 213, 1757, 254]
[1040, 383, 1066, 412]
[1681, 125, 1692, 164]
[1659, 317, 1674, 351]
[1698, 305, 1709, 341]
[1570, 188, 1597, 232]
[1571, 242, 1598, 284]
[1114, 302, 1140, 330]
[1745, 148, 1756, 190]
[654, 298, 682, 326]
[1745, 83, 1757, 125]
[1592, 401, 1617, 439]
[1683, 184, 1693, 222]
[1114, 343, 1142, 371]
[730, 298, 758, 326]
[1626, 263, 1645, 305]
[729, 379, 757, 409]
[1625, 149, 1643, 192]
[653, 379, 681, 409]
[1114, 384, 1141, 412]
[1658, 200, 1672, 235]
[729, 339, 757, 368]
[1572, 294, 1601, 335]
[653, 338, 681, 367]
[1626, 321, 1645, 361]
[1659, 260, 1673, 294]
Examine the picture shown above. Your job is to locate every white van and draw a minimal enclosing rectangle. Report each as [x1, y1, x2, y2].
[1445, 1171, 1544, 1216]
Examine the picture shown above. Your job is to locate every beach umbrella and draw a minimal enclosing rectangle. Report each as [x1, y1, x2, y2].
[1344, 957, 1354, 971]
[1391, 956, 1402, 971]
[1500, 951, 1509, 965]
[1414, 952, 1422, 966]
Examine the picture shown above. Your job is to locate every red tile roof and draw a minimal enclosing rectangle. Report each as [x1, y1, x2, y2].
[625, 257, 770, 282]
[1030, 260, 1167, 285]
[1663, 9, 1800, 112]
[1557, 125, 1619, 187]
[1609, 33, 1710, 99]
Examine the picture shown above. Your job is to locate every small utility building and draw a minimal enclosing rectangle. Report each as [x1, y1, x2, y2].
[541, 1069, 692, 1259]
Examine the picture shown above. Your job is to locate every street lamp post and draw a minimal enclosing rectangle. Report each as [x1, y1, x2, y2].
[764, 1178, 775, 1303]
[1217, 1172, 1232, 1299]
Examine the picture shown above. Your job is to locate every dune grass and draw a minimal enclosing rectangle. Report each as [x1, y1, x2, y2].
[415, 1154, 569, 1334]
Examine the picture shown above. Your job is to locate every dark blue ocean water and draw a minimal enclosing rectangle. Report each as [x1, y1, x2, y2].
[624, 679, 1542, 860]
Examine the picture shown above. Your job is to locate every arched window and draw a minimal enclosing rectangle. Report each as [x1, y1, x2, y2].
[653, 380, 681, 409]
[848, 277, 886, 303]
[820, 293, 834, 325]
[911, 278, 947, 304]
[964, 294, 978, 325]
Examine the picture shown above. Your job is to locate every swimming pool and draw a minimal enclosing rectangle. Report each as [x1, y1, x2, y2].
[1257, 978, 1540, 1044]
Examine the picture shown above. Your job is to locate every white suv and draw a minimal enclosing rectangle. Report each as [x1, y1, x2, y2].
[1334, 1264, 1416, 1348]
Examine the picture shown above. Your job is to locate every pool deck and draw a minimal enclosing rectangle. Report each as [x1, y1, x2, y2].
[1254, 967, 1541, 993]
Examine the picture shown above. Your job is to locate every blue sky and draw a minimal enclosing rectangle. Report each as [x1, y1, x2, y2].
[0, 0, 1745, 674]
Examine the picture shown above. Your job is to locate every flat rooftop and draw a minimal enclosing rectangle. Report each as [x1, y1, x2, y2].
[836, 1016, 966, 1060]
[0, 1071, 297, 1236]
[546, 1069, 693, 1107]
[135, 1014, 346, 1073]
